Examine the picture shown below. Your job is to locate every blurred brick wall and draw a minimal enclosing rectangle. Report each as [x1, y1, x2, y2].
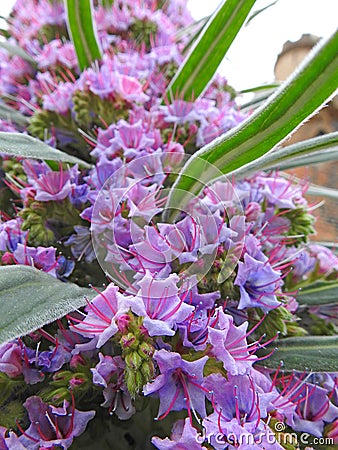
[274, 35, 338, 242]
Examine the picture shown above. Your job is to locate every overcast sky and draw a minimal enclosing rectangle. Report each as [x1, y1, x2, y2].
[1, 0, 337, 90]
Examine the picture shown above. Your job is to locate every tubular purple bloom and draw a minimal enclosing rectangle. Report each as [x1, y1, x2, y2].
[125, 271, 194, 336]
[17, 395, 95, 450]
[235, 253, 282, 312]
[144, 349, 208, 423]
[70, 284, 128, 348]
[207, 308, 257, 375]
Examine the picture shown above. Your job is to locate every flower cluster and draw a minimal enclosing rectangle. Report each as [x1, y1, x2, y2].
[0, 0, 337, 449]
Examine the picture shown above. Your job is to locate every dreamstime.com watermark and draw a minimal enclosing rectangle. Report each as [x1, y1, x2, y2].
[195, 422, 335, 447]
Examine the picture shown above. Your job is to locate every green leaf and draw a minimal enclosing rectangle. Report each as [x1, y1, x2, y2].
[297, 281, 338, 306]
[273, 172, 338, 199]
[240, 89, 276, 112]
[277, 147, 338, 170]
[0, 103, 29, 126]
[64, 0, 102, 71]
[164, 31, 338, 220]
[0, 266, 95, 344]
[246, 0, 279, 26]
[229, 132, 338, 179]
[239, 82, 280, 94]
[304, 183, 338, 199]
[0, 41, 36, 65]
[177, 16, 209, 53]
[0, 28, 10, 39]
[257, 336, 338, 372]
[0, 132, 92, 168]
[166, 0, 256, 100]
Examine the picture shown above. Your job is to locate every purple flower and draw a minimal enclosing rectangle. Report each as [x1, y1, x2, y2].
[91, 353, 135, 420]
[25, 163, 78, 202]
[55, 255, 75, 281]
[42, 81, 76, 114]
[71, 284, 127, 348]
[235, 253, 282, 312]
[107, 119, 158, 160]
[0, 341, 22, 378]
[126, 182, 163, 221]
[152, 418, 207, 450]
[85, 155, 123, 189]
[17, 396, 95, 450]
[161, 99, 200, 124]
[65, 225, 96, 263]
[179, 308, 216, 351]
[309, 244, 338, 276]
[143, 349, 208, 421]
[128, 224, 180, 275]
[79, 61, 116, 98]
[203, 373, 277, 449]
[207, 308, 257, 375]
[116, 73, 148, 103]
[256, 175, 304, 209]
[24, 343, 70, 374]
[125, 271, 194, 337]
[13, 244, 58, 276]
[286, 379, 338, 437]
[182, 276, 220, 310]
[0, 217, 26, 252]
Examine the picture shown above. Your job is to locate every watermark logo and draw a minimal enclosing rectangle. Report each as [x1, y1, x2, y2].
[194, 422, 335, 447]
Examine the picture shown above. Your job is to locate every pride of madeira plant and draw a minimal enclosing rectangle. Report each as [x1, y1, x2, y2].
[0, 0, 337, 449]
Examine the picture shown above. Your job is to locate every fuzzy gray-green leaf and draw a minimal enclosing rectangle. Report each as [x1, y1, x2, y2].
[0, 265, 95, 344]
[0, 41, 36, 65]
[257, 336, 338, 372]
[0, 103, 29, 126]
[228, 132, 338, 179]
[0, 132, 91, 168]
[297, 281, 338, 306]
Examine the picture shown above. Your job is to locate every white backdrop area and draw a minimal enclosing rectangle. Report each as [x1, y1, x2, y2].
[0, 0, 337, 89]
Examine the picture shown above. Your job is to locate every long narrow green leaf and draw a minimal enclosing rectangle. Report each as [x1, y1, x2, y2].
[181, 18, 209, 55]
[279, 171, 338, 199]
[0, 132, 91, 168]
[229, 132, 338, 179]
[166, 0, 256, 100]
[0, 41, 36, 65]
[0, 29, 10, 39]
[0, 103, 29, 126]
[257, 336, 338, 372]
[239, 82, 280, 94]
[164, 31, 338, 220]
[246, 0, 279, 26]
[304, 183, 338, 199]
[297, 281, 338, 306]
[64, 0, 102, 70]
[0, 266, 95, 344]
[240, 89, 277, 112]
[278, 148, 338, 170]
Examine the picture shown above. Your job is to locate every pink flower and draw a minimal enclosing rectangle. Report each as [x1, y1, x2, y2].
[0, 341, 22, 378]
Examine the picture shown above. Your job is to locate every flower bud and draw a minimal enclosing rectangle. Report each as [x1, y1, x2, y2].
[125, 350, 143, 370]
[140, 359, 154, 383]
[125, 368, 144, 399]
[138, 342, 154, 359]
[120, 333, 138, 350]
